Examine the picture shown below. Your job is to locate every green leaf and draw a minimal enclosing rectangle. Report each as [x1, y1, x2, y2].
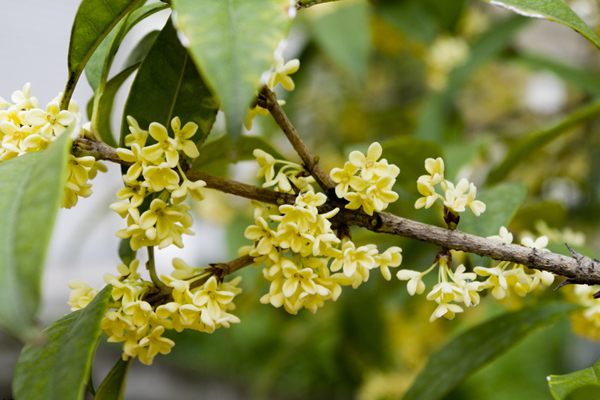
[62, 0, 143, 109]
[479, 0, 600, 51]
[121, 18, 219, 148]
[460, 181, 528, 238]
[0, 132, 73, 341]
[85, 2, 167, 93]
[95, 358, 132, 400]
[87, 30, 160, 145]
[93, 64, 139, 147]
[118, 238, 136, 266]
[13, 285, 112, 400]
[549, 357, 600, 400]
[403, 302, 581, 400]
[415, 16, 529, 141]
[311, 1, 371, 81]
[86, 3, 167, 146]
[487, 100, 600, 184]
[192, 134, 287, 173]
[171, 0, 292, 143]
[381, 137, 443, 195]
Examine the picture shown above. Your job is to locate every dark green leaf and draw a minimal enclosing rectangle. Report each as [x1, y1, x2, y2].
[171, 0, 292, 143]
[123, 30, 160, 69]
[94, 64, 139, 147]
[88, 30, 160, 146]
[95, 358, 132, 400]
[121, 18, 219, 148]
[479, 0, 600, 51]
[85, 2, 167, 93]
[13, 285, 112, 400]
[118, 238, 136, 266]
[487, 100, 600, 184]
[381, 137, 443, 195]
[62, 0, 143, 109]
[192, 135, 287, 173]
[549, 357, 600, 400]
[415, 16, 529, 141]
[403, 303, 581, 400]
[460, 181, 528, 238]
[311, 2, 371, 81]
[0, 132, 73, 341]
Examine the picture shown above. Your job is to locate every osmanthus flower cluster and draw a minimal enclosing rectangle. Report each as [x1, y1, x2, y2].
[330, 142, 400, 215]
[68, 258, 242, 365]
[242, 149, 403, 314]
[245, 41, 300, 130]
[414, 157, 486, 223]
[396, 227, 555, 322]
[0, 83, 106, 208]
[110, 116, 206, 250]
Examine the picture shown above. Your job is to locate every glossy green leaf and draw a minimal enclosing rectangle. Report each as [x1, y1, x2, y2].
[171, 0, 292, 143]
[193, 135, 287, 173]
[311, 2, 371, 81]
[85, 2, 167, 93]
[549, 357, 600, 399]
[403, 303, 581, 400]
[487, 100, 600, 184]
[459, 181, 528, 238]
[95, 358, 132, 400]
[13, 285, 112, 400]
[87, 30, 160, 145]
[93, 64, 139, 147]
[479, 0, 600, 51]
[381, 137, 443, 194]
[0, 132, 72, 341]
[415, 16, 528, 141]
[62, 0, 143, 109]
[121, 18, 219, 148]
[86, 3, 166, 146]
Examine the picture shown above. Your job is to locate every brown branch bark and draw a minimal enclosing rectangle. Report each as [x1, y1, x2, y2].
[73, 137, 600, 286]
[73, 137, 295, 206]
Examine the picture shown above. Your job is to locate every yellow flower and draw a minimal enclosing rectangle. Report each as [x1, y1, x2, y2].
[331, 241, 377, 277]
[171, 178, 206, 204]
[330, 162, 365, 198]
[124, 116, 148, 148]
[141, 122, 179, 167]
[282, 261, 318, 298]
[137, 326, 175, 365]
[142, 162, 180, 192]
[192, 276, 236, 320]
[268, 54, 300, 91]
[348, 142, 390, 181]
[171, 117, 199, 158]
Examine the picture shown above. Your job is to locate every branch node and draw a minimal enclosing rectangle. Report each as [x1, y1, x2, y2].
[554, 278, 578, 291]
[566, 243, 584, 261]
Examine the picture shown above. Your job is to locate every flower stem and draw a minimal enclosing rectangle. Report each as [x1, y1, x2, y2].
[146, 246, 165, 290]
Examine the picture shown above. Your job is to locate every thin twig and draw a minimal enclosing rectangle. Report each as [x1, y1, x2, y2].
[260, 87, 338, 198]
